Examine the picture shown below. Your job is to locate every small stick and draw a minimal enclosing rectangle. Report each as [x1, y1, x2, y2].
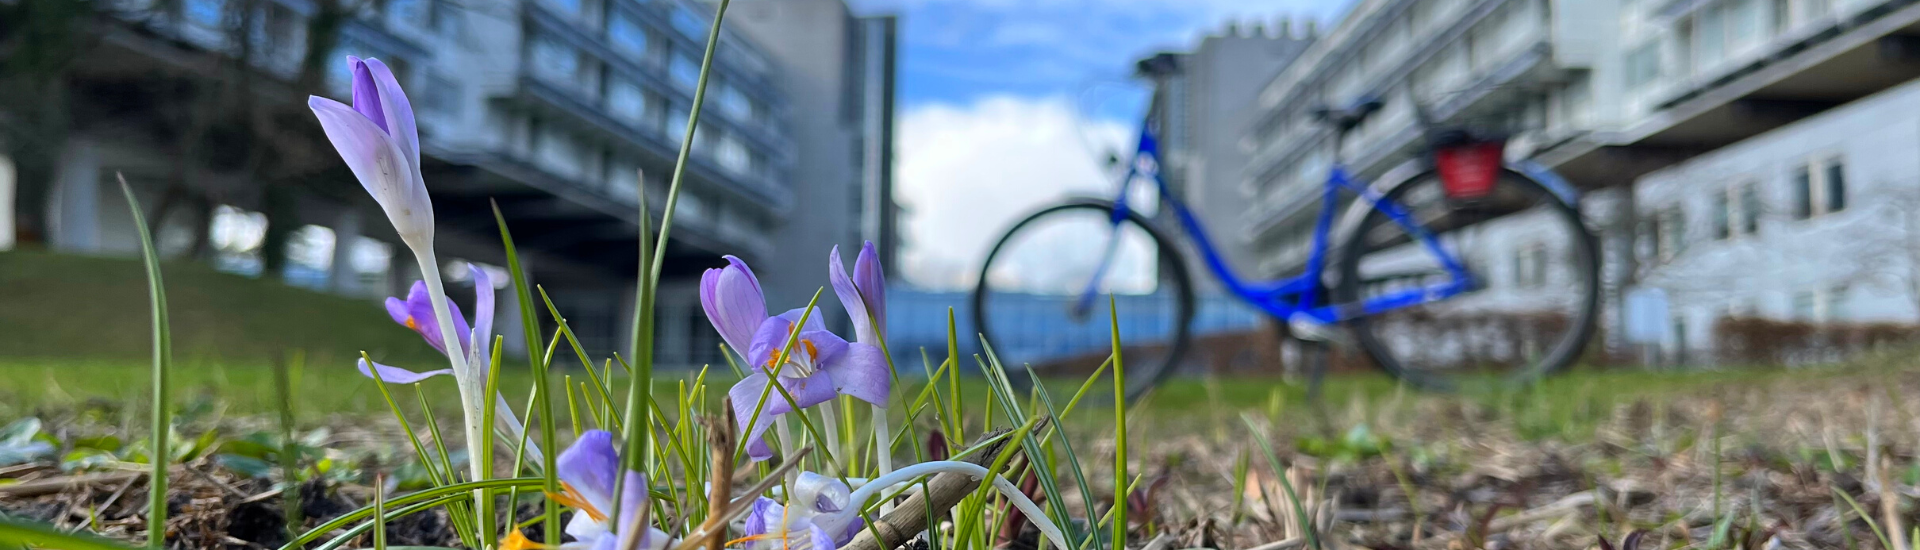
[706, 400, 737, 550]
[670, 445, 815, 550]
[840, 429, 1015, 550]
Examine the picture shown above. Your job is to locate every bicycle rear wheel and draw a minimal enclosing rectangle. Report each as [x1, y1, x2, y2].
[1334, 168, 1598, 390]
[972, 201, 1194, 400]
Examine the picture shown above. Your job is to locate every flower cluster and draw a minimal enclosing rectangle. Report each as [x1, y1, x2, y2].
[704, 243, 891, 461]
[503, 430, 673, 550]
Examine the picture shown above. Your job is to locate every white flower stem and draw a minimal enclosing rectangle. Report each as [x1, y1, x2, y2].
[848, 460, 1068, 550]
[871, 405, 894, 514]
[819, 399, 842, 466]
[413, 250, 489, 530]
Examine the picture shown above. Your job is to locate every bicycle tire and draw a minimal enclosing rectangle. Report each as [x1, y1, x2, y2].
[971, 200, 1196, 401]
[1334, 168, 1600, 390]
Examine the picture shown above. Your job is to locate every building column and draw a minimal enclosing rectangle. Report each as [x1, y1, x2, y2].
[46, 138, 101, 253]
[0, 154, 14, 251]
[330, 208, 363, 296]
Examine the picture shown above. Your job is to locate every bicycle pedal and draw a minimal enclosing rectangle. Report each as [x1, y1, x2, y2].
[1288, 314, 1354, 347]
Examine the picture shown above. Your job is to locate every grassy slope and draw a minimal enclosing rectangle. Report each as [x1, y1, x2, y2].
[0, 250, 446, 415]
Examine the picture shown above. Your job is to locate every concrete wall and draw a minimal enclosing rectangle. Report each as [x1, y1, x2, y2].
[1633, 75, 1920, 357]
[729, 0, 867, 322]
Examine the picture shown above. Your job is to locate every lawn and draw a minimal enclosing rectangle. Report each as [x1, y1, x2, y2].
[8, 249, 1920, 549]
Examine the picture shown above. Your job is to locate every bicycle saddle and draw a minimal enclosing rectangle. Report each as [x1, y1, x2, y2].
[1309, 95, 1385, 131]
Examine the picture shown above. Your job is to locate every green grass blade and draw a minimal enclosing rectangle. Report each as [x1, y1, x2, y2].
[273, 352, 304, 540]
[0, 516, 141, 550]
[538, 287, 622, 431]
[281, 478, 545, 550]
[492, 203, 562, 543]
[1107, 297, 1126, 550]
[119, 176, 172, 549]
[373, 476, 387, 550]
[979, 340, 1082, 549]
[1242, 413, 1319, 550]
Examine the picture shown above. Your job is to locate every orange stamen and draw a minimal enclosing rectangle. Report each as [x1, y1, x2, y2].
[545, 481, 607, 523]
[404, 316, 420, 330]
[500, 530, 548, 550]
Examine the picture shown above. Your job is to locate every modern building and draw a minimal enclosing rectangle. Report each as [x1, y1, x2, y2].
[11, 0, 895, 366]
[1135, 19, 1316, 286]
[1233, 0, 1920, 363]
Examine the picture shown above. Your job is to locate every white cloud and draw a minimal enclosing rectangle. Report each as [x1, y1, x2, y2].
[895, 96, 1131, 289]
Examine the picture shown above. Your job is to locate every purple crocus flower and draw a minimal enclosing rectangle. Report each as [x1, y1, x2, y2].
[828, 242, 886, 347]
[502, 430, 671, 550]
[703, 256, 890, 461]
[355, 264, 494, 384]
[307, 56, 434, 250]
[735, 472, 865, 550]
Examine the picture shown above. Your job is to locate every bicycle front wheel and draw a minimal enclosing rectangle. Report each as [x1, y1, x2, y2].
[1335, 168, 1599, 390]
[972, 201, 1194, 399]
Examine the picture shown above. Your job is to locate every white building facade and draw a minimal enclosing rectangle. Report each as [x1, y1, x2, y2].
[1239, 0, 1920, 364]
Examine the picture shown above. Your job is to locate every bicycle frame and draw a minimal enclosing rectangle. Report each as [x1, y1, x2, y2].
[1086, 129, 1478, 324]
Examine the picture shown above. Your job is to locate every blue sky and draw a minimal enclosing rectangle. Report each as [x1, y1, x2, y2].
[845, 0, 1352, 287]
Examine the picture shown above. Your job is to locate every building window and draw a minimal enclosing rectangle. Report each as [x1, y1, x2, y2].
[543, 0, 580, 16]
[387, 0, 430, 30]
[1738, 183, 1760, 234]
[1659, 207, 1686, 261]
[431, 0, 464, 37]
[1697, 4, 1726, 69]
[608, 13, 648, 59]
[1791, 291, 1816, 320]
[664, 102, 690, 142]
[607, 78, 647, 124]
[531, 36, 581, 87]
[1823, 284, 1849, 321]
[1792, 156, 1846, 219]
[186, 0, 225, 27]
[670, 4, 708, 40]
[1823, 158, 1846, 213]
[1512, 244, 1547, 288]
[1712, 190, 1730, 240]
[420, 72, 461, 116]
[670, 53, 701, 90]
[1791, 165, 1812, 219]
[715, 134, 750, 174]
[716, 83, 754, 122]
[1669, 315, 1688, 363]
[1626, 42, 1662, 90]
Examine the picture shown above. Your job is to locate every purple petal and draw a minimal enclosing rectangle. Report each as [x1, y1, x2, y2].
[838, 517, 866, 546]
[309, 97, 412, 209]
[612, 470, 652, 549]
[384, 297, 410, 326]
[796, 471, 850, 514]
[829, 246, 874, 346]
[701, 260, 766, 355]
[401, 283, 446, 354]
[725, 255, 763, 297]
[558, 430, 619, 514]
[797, 329, 849, 365]
[823, 343, 890, 406]
[356, 359, 453, 384]
[854, 241, 886, 339]
[728, 371, 836, 461]
[309, 95, 431, 242]
[745, 316, 794, 370]
[808, 525, 835, 550]
[355, 58, 420, 171]
[347, 56, 387, 134]
[779, 306, 828, 333]
[744, 497, 782, 537]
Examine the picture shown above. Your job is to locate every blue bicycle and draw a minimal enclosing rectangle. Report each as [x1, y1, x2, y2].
[972, 96, 1600, 396]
